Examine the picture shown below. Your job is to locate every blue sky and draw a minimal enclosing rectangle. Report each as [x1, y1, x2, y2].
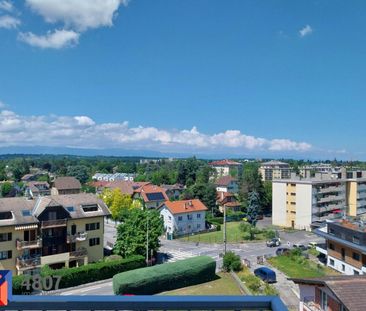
[0, 0, 365, 159]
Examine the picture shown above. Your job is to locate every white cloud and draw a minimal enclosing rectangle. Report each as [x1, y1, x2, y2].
[0, 1, 13, 12]
[0, 100, 6, 109]
[299, 25, 313, 37]
[0, 109, 313, 153]
[25, 0, 127, 31]
[18, 29, 80, 49]
[0, 15, 20, 28]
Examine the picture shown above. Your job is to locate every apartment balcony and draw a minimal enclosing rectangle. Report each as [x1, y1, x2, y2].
[317, 194, 345, 204]
[70, 248, 88, 259]
[67, 232, 88, 243]
[357, 191, 366, 199]
[16, 238, 42, 250]
[358, 184, 366, 192]
[41, 219, 67, 228]
[316, 186, 344, 194]
[315, 203, 344, 213]
[16, 256, 41, 270]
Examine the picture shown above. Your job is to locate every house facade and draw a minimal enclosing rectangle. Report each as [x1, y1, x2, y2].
[209, 159, 242, 178]
[25, 181, 51, 198]
[132, 184, 169, 209]
[215, 176, 239, 194]
[161, 184, 185, 200]
[259, 161, 291, 181]
[216, 192, 241, 213]
[0, 193, 110, 275]
[159, 199, 208, 238]
[51, 177, 82, 195]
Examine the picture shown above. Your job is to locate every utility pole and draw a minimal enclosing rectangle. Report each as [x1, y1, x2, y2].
[223, 205, 227, 255]
[146, 214, 149, 266]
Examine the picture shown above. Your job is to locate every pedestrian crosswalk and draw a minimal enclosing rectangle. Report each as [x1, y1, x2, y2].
[163, 249, 195, 263]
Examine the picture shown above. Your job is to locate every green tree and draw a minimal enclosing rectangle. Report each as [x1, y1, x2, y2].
[223, 251, 242, 272]
[66, 165, 89, 184]
[114, 209, 164, 259]
[101, 188, 134, 220]
[246, 191, 260, 227]
[1, 182, 13, 197]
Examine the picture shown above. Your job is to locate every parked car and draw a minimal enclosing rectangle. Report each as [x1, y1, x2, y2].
[276, 247, 290, 256]
[254, 267, 277, 283]
[266, 238, 281, 247]
[308, 242, 318, 248]
[293, 244, 307, 251]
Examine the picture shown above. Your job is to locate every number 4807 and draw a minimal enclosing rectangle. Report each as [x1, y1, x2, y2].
[21, 275, 62, 291]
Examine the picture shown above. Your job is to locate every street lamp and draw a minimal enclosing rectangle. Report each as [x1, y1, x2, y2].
[146, 213, 149, 266]
[223, 205, 227, 255]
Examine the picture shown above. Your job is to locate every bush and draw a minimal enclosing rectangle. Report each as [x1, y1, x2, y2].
[40, 255, 145, 290]
[216, 224, 221, 231]
[207, 216, 224, 224]
[245, 274, 262, 293]
[265, 229, 276, 239]
[223, 251, 242, 272]
[113, 256, 216, 295]
[12, 275, 26, 294]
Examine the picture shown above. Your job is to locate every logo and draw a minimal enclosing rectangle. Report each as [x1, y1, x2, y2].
[0, 270, 12, 306]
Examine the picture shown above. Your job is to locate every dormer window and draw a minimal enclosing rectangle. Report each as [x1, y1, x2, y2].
[0, 211, 13, 220]
[21, 210, 31, 217]
[82, 204, 99, 212]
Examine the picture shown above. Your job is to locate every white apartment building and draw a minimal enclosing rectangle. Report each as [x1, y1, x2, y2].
[159, 199, 208, 239]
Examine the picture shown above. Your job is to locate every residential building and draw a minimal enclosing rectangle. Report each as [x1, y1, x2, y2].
[346, 178, 366, 216]
[272, 177, 346, 231]
[161, 184, 185, 200]
[159, 199, 208, 238]
[209, 159, 242, 177]
[259, 160, 291, 181]
[51, 177, 81, 195]
[0, 193, 110, 275]
[215, 176, 239, 194]
[293, 275, 366, 311]
[216, 192, 241, 213]
[93, 180, 151, 196]
[315, 219, 366, 275]
[92, 173, 135, 182]
[21, 174, 37, 182]
[299, 163, 339, 179]
[132, 184, 169, 209]
[25, 181, 51, 198]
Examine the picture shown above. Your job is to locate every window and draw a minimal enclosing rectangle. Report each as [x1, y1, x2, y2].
[197, 224, 201, 229]
[291, 211, 296, 214]
[329, 228, 335, 235]
[329, 243, 335, 250]
[342, 264, 345, 272]
[0, 212, 12, 220]
[178, 216, 182, 221]
[354, 270, 360, 275]
[291, 193, 296, 196]
[352, 252, 360, 261]
[0, 250, 12, 260]
[89, 237, 100, 246]
[168, 216, 171, 220]
[22, 210, 31, 216]
[197, 213, 201, 219]
[329, 259, 335, 266]
[48, 211, 57, 220]
[67, 206, 75, 212]
[341, 248, 345, 260]
[187, 214, 193, 220]
[320, 290, 328, 311]
[86, 222, 100, 231]
[82, 204, 99, 212]
[353, 236, 360, 244]
[0, 232, 12, 242]
[291, 184, 296, 187]
[290, 202, 296, 205]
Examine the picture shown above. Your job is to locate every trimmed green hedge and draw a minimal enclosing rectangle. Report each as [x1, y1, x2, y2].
[12, 275, 26, 295]
[41, 255, 145, 289]
[113, 256, 216, 295]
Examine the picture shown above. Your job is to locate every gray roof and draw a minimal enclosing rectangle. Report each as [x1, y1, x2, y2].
[54, 177, 81, 190]
[0, 193, 110, 227]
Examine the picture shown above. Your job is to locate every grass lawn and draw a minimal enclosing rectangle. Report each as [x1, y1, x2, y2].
[160, 273, 243, 295]
[268, 255, 339, 278]
[179, 222, 267, 243]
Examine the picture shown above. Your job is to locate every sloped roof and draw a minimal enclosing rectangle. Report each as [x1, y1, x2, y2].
[0, 197, 38, 226]
[135, 184, 169, 202]
[209, 159, 242, 166]
[215, 176, 237, 186]
[162, 199, 208, 215]
[106, 181, 151, 196]
[292, 275, 366, 311]
[54, 177, 81, 190]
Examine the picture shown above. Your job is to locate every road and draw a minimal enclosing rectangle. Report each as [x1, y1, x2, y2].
[56, 218, 324, 309]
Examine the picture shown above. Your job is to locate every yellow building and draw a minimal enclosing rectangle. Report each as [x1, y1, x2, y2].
[259, 161, 291, 181]
[346, 179, 366, 217]
[0, 193, 110, 275]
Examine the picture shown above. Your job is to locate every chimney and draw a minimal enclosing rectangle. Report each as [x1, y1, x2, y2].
[221, 192, 224, 200]
[189, 200, 192, 206]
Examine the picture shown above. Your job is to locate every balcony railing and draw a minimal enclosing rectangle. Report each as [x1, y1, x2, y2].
[67, 232, 88, 243]
[16, 256, 41, 269]
[41, 219, 67, 228]
[70, 248, 88, 258]
[16, 238, 42, 250]
[0, 295, 288, 311]
[303, 296, 323, 311]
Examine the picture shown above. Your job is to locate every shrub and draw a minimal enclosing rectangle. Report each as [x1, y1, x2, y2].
[265, 229, 276, 239]
[113, 256, 216, 295]
[207, 216, 224, 224]
[223, 251, 242, 272]
[216, 224, 221, 231]
[40, 255, 145, 289]
[12, 275, 26, 295]
[245, 274, 262, 293]
[263, 283, 278, 296]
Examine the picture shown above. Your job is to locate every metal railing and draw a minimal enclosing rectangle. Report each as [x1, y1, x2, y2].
[16, 238, 42, 250]
[1, 295, 288, 311]
[70, 248, 88, 258]
[41, 219, 67, 228]
[16, 256, 41, 269]
[67, 232, 88, 243]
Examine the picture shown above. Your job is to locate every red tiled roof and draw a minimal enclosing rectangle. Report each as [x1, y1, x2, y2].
[209, 159, 241, 166]
[163, 199, 208, 215]
[135, 184, 169, 202]
[215, 176, 237, 186]
[54, 177, 81, 190]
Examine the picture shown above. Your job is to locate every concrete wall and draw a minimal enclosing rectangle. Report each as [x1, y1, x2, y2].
[272, 182, 287, 227]
[295, 184, 313, 231]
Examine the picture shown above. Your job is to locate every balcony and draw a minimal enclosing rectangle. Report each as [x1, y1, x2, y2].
[317, 186, 344, 194]
[303, 297, 323, 311]
[2, 296, 288, 311]
[67, 232, 88, 243]
[70, 248, 88, 259]
[317, 195, 345, 204]
[16, 256, 41, 270]
[41, 219, 67, 228]
[16, 238, 42, 250]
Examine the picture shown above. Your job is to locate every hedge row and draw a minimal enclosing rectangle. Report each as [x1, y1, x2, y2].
[13, 255, 145, 293]
[113, 256, 216, 295]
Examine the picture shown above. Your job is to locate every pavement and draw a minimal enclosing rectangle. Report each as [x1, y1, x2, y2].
[54, 218, 324, 309]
